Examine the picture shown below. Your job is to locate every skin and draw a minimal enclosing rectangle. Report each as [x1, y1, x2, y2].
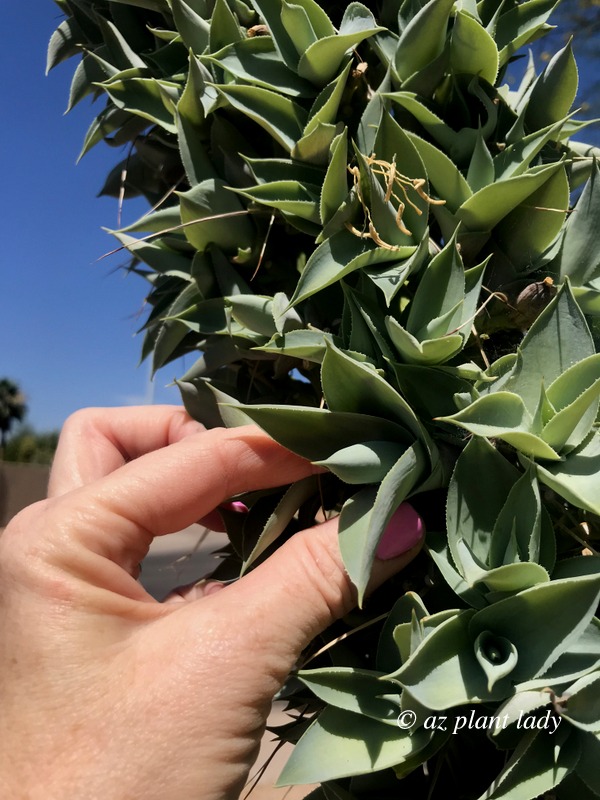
[0, 406, 422, 800]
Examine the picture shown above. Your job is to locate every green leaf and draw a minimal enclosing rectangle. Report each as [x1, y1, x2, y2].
[215, 84, 307, 152]
[467, 132, 494, 193]
[99, 77, 179, 133]
[321, 343, 423, 438]
[526, 41, 578, 131]
[232, 405, 411, 460]
[248, 0, 302, 69]
[256, 329, 333, 363]
[534, 432, 600, 515]
[297, 12, 383, 86]
[470, 575, 600, 682]
[501, 281, 595, 414]
[320, 129, 349, 226]
[474, 630, 518, 692]
[339, 444, 425, 602]
[241, 476, 318, 572]
[394, 0, 454, 81]
[405, 131, 472, 213]
[457, 162, 566, 232]
[386, 318, 465, 365]
[495, 0, 561, 67]
[209, 0, 244, 51]
[225, 295, 276, 336]
[47, 18, 85, 74]
[558, 672, 600, 733]
[171, 0, 210, 53]
[304, 62, 352, 135]
[556, 160, 600, 285]
[98, 17, 148, 70]
[314, 441, 409, 484]
[439, 393, 562, 461]
[282, 0, 335, 40]
[290, 229, 414, 306]
[478, 728, 580, 800]
[450, 10, 498, 85]
[176, 54, 218, 186]
[178, 179, 254, 253]
[577, 732, 600, 795]
[277, 706, 434, 784]
[297, 668, 402, 725]
[234, 180, 321, 223]
[206, 37, 315, 97]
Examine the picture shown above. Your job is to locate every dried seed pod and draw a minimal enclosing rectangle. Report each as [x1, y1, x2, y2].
[510, 277, 558, 330]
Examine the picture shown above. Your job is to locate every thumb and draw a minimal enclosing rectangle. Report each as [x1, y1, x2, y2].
[217, 503, 424, 673]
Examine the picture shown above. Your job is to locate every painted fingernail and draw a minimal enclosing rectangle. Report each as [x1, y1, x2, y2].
[375, 503, 425, 560]
[220, 501, 249, 514]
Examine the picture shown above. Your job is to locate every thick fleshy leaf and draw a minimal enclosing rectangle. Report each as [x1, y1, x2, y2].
[450, 10, 498, 85]
[556, 160, 600, 285]
[470, 575, 600, 682]
[215, 84, 307, 151]
[577, 732, 600, 794]
[394, 0, 454, 81]
[314, 440, 408, 484]
[99, 77, 179, 133]
[386, 318, 465, 365]
[171, 0, 210, 53]
[495, 0, 561, 67]
[234, 180, 321, 223]
[558, 672, 600, 733]
[256, 329, 334, 363]
[231, 405, 411, 460]
[467, 133, 495, 193]
[321, 341, 424, 438]
[478, 727, 580, 800]
[178, 179, 254, 252]
[526, 41, 578, 131]
[297, 668, 402, 725]
[534, 432, 600, 515]
[406, 132, 472, 212]
[290, 229, 414, 306]
[277, 706, 435, 784]
[339, 444, 426, 602]
[501, 281, 594, 414]
[438, 392, 562, 461]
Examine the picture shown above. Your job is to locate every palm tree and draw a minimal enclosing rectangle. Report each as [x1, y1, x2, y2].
[0, 379, 27, 457]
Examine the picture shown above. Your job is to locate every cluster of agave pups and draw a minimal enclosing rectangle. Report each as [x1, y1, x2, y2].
[50, 0, 600, 797]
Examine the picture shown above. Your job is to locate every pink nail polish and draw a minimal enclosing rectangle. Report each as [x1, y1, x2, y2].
[220, 501, 249, 514]
[376, 503, 425, 560]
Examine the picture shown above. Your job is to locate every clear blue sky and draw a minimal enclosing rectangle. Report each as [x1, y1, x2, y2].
[2, 2, 598, 432]
[1, 2, 183, 432]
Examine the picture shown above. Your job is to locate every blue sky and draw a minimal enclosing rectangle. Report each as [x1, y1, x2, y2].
[1, 2, 183, 432]
[2, 2, 599, 432]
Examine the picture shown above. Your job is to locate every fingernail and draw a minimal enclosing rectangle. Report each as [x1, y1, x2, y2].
[220, 501, 249, 514]
[376, 503, 425, 560]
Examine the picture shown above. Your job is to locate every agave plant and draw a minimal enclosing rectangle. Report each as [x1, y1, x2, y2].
[50, 0, 600, 797]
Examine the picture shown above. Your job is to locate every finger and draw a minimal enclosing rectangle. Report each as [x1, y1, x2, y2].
[183, 506, 425, 677]
[48, 406, 205, 497]
[163, 579, 226, 603]
[47, 426, 322, 568]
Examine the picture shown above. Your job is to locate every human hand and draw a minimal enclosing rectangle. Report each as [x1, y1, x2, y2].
[0, 406, 424, 800]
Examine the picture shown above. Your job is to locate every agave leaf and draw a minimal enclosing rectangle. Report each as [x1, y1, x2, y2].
[282, 0, 336, 40]
[365, 230, 430, 305]
[439, 393, 562, 460]
[209, 0, 244, 51]
[494, 120, 568, 181]
[394, 0, 454, 81]
[176, 54, 218, 185]
[277, 706, 434, 784]
[231, 405, 411, 460]
[225, 295, 277, 336]
[557, 672, 600, 733]
[377, 592, 430, 671]
[298, 9, 384, 86]
[321, 341, 423, 437]
[256, 329, 334, 362]
[297, 668, 402, 726]
[113, 205, 182, 235]
[205, 37, 315, 97]
[248, 0, 302, 69]
[178, 179, 254, 252]
[457, 162, 565, 232]
[555, 161, 600, 285]
[290, 229, 414, 306]
[471, 575, 600, 682]
[47, 18, 86, 74]
[68, 50, 116, 111]
[320, 129, 349, 226]
[234, 180, 321, 223]
[172, 0, 211, 53]
[99, 77, 179, 133]
[314, 440, 409, 484]
[542, 378, 600, 455]
[406, 131, 472, 212]
[533, 431, 600, 515]
[215, 84, 307, 151]
[526, 41, 578, 131]
[478, 728, 580, 800]
[467, 132, 494, 193]
[339, 444, 426, 602]
[98, 17, 148, 70]
[386, 318, 465, 365]
[495, 0, 561, 68]
[110, 232, 192, 275]
[450, 10, 498, 86]
[241, 475, 318, 572]
[576, 732, 600, 795]
[305, 61, 351, 135]
[501, 282, 594, 414]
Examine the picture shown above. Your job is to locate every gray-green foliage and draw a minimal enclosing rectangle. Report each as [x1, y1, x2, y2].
[51, 0, 600, 797]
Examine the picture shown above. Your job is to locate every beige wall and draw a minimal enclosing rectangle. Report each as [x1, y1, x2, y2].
[0, 463, 50, 527]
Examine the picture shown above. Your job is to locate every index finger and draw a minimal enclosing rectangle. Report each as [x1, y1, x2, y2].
[48, 406, 205, 497]
[47, 425, 322, 569]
